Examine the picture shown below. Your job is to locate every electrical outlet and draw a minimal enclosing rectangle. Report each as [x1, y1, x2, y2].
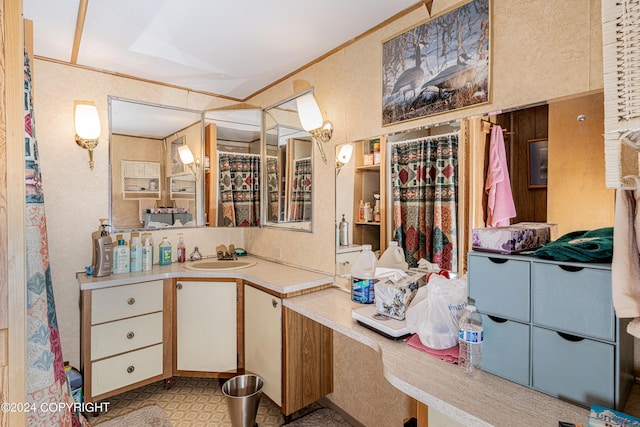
[272, 247, 281, 259]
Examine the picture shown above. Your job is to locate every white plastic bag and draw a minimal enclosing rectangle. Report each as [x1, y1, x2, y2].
[405, 274, 468, 350]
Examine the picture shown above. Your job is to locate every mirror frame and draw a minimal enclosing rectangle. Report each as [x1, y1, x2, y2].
[108, 96, 205, 232]
[261, 88, 316, 232]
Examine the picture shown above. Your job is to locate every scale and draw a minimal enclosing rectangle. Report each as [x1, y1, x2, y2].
[351, 305, 411, 340]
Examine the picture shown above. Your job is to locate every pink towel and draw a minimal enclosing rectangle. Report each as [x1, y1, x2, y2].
[485, 125, 516, 227]
[406, 333, 459, 364]
[612, 176, 640, 330]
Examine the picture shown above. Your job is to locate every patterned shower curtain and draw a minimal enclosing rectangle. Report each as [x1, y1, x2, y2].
[287, 158, 312, 221]
[391, 133, 459, 271]
[219, 153, 260, 226]
[266, 156, 279, 222]
[24, 53, 87, 426]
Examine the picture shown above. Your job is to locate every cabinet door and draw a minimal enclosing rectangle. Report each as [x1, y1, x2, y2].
[176, 281, 237, 372]
[244, 285, 282, 406]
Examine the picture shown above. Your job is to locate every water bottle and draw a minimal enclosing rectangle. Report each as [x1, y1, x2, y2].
[458, 302, 483, 376]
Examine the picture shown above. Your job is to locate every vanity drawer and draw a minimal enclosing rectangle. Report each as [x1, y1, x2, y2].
[91, 344, 163, 398]
[92, 280, 163, 324]
[532, 263, 613, 341]
[480, 314, 530, 386]
[468, 255, 530, 322]
[91, 312, 163, 360]
[532, 326, 614, 408]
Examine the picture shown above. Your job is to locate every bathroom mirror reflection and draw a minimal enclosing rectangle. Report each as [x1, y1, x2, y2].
[109, 97, 204, 231]
[262, 90, 315, 232]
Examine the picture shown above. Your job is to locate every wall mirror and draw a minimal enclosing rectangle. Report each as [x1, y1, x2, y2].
[262, 90, 315, 232]
[109, 97, 204, 232]
[203, 107, 262, 227]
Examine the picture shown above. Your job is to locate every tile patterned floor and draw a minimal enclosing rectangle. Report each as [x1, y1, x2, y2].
[87, 377, 284, 427]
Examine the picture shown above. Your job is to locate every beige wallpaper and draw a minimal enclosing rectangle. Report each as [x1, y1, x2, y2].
[32, 0, 606, 419]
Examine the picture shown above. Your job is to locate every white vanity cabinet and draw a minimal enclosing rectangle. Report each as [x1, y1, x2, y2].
[244, 283, 333, 416]
[174, 279, 239, 376]
[81, 279, 172, 402]
[468, 252, 634, 410]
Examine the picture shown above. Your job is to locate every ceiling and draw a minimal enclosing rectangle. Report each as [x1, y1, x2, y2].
[23, 0, 421, 101]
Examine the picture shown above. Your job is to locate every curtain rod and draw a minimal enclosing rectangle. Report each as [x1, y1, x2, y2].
[217, 151, 260, 158]
[388, 130, 460, 146]
[385, 120, 460, 138]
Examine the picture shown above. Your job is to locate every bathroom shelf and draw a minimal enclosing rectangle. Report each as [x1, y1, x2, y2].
[121, 160, 161, 200]
[354, 221, 380, 226]
[170, 174, 196, 201]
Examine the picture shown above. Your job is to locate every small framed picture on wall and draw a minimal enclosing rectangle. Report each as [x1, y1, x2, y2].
[527, 138, 548, 188]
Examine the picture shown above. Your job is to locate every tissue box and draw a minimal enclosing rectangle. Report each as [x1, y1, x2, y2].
[472, 222, 554, 254]
[374, 272, 424, 320]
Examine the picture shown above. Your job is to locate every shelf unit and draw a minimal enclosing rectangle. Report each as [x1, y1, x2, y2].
[352, 138, 386, 253]
[170, 174, 196, 200]
[121, 160, 161, 200]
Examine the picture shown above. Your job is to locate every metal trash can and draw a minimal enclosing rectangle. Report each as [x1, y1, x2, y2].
[222, 374, 264, 427]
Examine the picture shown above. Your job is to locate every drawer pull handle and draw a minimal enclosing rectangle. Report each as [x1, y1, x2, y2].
[126, 331, 135, 340]
[559, 265, 584, 273]
[557, 331, 584, 342]
[272, 299, 278, 308]
[127, 298, 136, 305]
[176, 283, 183, 290]
[127, 365, 135, 374]
[488, 315, 508, 323]
[488, 257, 508, 264]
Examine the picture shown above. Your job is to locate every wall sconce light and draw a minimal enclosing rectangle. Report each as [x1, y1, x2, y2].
[335, 143, 354, 175]
[178, 144, 201, 179]
[297, 92, 333, 164]
[74, 101, 101, 170]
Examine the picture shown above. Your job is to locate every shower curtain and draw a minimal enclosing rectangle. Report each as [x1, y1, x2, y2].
[24, 53, 87, 426]
[218, 153, 260, 226]
[391, 133, 459, 271]
[266, 156, 279, 221]
[287, 157, 312, 221]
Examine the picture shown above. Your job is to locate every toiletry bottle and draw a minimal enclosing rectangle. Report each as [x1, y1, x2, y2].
[374, 200, 380, 223]
[130, 232, 142, 272]
[113, 235, 130, 274]
[358, 200, 365, 222]
[364, 202, 372, 222]
[177, 234, 186, 263]
[339, 214, 349, 246]
[159, 237, 172, 266]
[92, 220, 113, 277]
[142, 237, 152, 271]
[335, 222, 340, 248]
[143, 232, 155, 265]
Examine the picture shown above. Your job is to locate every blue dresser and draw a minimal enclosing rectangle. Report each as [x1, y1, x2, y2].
[468, 251, 634, 410]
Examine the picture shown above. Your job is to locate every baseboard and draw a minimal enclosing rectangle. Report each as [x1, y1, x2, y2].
[318, 396, 366, 427]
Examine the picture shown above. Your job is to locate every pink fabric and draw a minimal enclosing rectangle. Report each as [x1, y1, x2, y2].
[485, 125, 516, 227]
[406, 333, 459, 364]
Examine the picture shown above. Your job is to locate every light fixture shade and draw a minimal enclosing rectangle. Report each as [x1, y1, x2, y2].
[178, 144, 195, 165]
[74, 102, 101, 140]
[337, 144, 354, 164]
[297, 93, 323, 131]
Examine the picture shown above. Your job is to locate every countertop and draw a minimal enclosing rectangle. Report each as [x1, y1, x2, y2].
[283, 286, 591, 427]
[77, 256, 334, 295]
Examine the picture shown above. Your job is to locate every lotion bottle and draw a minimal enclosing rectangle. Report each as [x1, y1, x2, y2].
[113, 235, 130, 274]
[142, 237, 152, 271]
[130, 232, 142, 272]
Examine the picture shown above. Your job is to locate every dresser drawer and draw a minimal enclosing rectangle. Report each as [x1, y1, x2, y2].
[468, 255, 530, 322]
[481, 314, 530, 386]
[532, 326, 614, 408]
[91, 312, 163, 360]
[92, 280, 163, 324]
[532, 263, 613, 341]
[91, 344, 163, 397]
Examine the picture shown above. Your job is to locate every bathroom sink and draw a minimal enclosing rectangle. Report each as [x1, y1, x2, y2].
[184, 259, 257, 271]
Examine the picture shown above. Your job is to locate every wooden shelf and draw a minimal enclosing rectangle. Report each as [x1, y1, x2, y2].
[356, 164, 380, 172]
[354, 221, 380, 226]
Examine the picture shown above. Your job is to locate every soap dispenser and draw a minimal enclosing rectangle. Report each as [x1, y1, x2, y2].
[92, 219, 113, 277]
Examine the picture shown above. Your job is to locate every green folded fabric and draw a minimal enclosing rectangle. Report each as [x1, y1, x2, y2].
[529, 227, 613, 263]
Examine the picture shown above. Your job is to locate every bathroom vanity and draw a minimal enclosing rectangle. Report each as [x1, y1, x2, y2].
[77, 257, 333, 416]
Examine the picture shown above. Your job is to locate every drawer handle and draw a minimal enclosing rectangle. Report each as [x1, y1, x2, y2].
[559, 265, 584, 273]
[557, 331, 584, 342]
[126, 331, 135, 340]
[127, 297, 136, 305]
[176, 283, 183, 290]
[488, 315, 508, 323]
[127, 365, 135, 374]
[488, 257, 508, 264]
[272, 299, 278, 308]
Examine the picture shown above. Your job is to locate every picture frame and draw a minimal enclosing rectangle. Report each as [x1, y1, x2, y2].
[527, 138, 548, 188]
[169, 136, 186, 176]
[382, 0, 490, 125]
